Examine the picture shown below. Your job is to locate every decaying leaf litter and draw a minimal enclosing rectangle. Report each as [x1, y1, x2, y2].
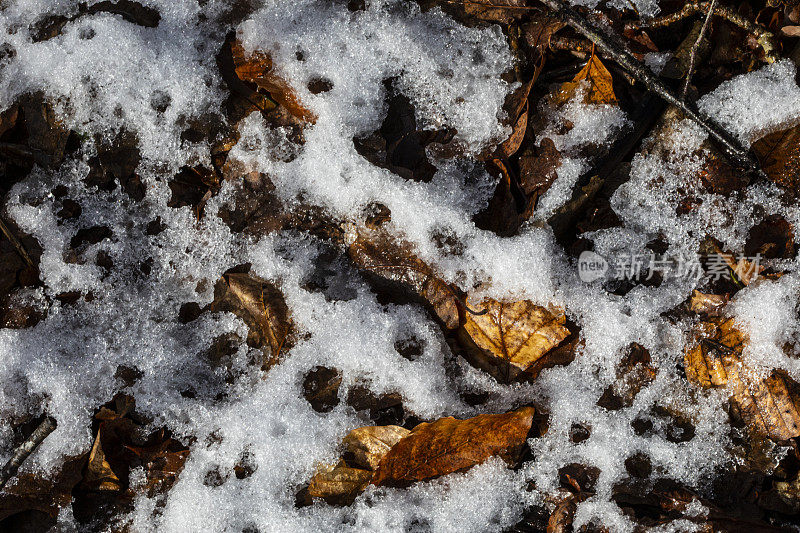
[3, 0, 800, 531]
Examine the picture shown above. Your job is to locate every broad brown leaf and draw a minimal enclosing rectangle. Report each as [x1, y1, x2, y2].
[211, 271, 295, 369]
[303, 425, 407, 505]
[685, 317, 800, 441]
[372, 406, 535, 486]
[0, 454, 85, 522]
[347, 227, 461, 329]
[458, 297, 572, 383]
[556, 51, 617, 106]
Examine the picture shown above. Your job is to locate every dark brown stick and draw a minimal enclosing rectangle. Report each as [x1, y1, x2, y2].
[0, 217, 34, 267]
[682, 0, 717, 101]
[0, 416, 57, 490]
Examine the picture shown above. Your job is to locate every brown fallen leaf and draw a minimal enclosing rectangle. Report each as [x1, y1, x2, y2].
[710, 244, 765, 286]
[372, 406, 535, 486]
[555, 50, 617, 106]
[685, 317, 800, 441]
[752, 122, 800, 191]
[457, 297, 572, 383]
[456, 0, 527, 25]
[83, 424, 122, 492]
[597, 343, 656, 410]
[0, 454, 85, 524]
[229, 38, 315, 123]
[497, 74, 538, 159]
[303, 425, 407, 505]
[347, 226, 461, 329]
[211, 270, 295, 369]
[306, 461, 373, 506]
[689, 290, 729, 317]
[341, 425, 410, 471]
[125, 436, 190, 498]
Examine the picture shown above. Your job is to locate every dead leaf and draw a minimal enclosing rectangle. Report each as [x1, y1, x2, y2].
[341, 425, 410, 471]
[523, 13, 565, 55]
[685, 317, 800, 441]
[229, 38, 315, 122]
[457, 297, 572, 383]
[0, 454, 85, 523]
[306, 461, 373, 506]
[597, 343, 656, 410]
[347, 226, 461, 329]
[457, 0, 527, 25]
[711, 245, 765, 286]
[689, 290, 729, 316]
[372, 406, 535, 486]
[83, 424, 122, 492]
[753, 122, 800, 191]
[125, 438, 190, 497]
[211, 270, 295, 369]
[555, 51, 617, 106]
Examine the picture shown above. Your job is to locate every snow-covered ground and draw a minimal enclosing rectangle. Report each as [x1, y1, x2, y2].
[2, 0, 800, 531]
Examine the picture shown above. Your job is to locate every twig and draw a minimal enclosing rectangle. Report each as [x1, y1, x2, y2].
[634, 1, 778, 63]
[0, 217, 34, 267]
[537, 0, 765, 178]
[0, 416, 57, 490]
[682, 0, 717, 101]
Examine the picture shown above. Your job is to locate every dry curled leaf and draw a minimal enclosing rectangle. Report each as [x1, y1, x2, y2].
[556, 51, 617, 106]
[373, 406, 535, 486]
[457, 0, 527, 25]
[303, 424, 407, 505]
[690, 291, 729, 316]
[685, 317, 800, 441]
[229, 38, 315, 122]
[341, 425, 410, 471]
[458, 297, 572, 383]
[83, 424, 122, 492]
[306, 461, 373, 506]
[212, 271, 295, 369]
[347, 226, 461, 329]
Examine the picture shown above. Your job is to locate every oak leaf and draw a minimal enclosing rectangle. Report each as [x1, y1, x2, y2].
[689, 290, 728, 317]
[373, 406, 535, 486]
[458, 297, 572, 383]
[685, 317, 800, 441]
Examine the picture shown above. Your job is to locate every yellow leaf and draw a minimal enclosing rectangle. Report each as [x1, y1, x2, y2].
[84, 427, 121, 492]
[556, 51, 617, 106]
[685, 317, 800, 441]
[459, 297, 572, 382]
